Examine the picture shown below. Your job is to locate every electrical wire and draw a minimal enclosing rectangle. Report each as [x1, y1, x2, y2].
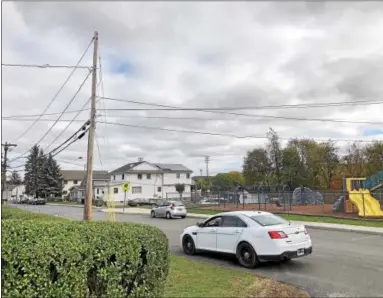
[5, 110, 383, 125]
[95, 133, 104, 170]
[100, 96, 383, 110]
[9, 70, 92, 162]
[9, 37, 94, 145]
[47, 120, 90, 156]
[2, 63, 92, 69]
[51, 127, 90, 157]
[98, 120, 382, 143]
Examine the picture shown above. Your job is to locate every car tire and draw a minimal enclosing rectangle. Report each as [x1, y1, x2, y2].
[181, 215, 186, 219]
[182, 235, 196, 255]
[151, 211, 156, 218]
[236, 242, 259, 269]
[166, 212, 172, 219]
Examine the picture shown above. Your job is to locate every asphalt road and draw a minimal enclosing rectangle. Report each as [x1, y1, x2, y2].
[12, 204, 383, 298]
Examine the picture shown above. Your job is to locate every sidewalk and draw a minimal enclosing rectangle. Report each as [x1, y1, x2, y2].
[100, 207, 383, 235]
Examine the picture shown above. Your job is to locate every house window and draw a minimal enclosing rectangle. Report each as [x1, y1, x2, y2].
[97, 189, 99, 194]
[157, 186, 162, 192]
[64, 180, 68, 185]
[113, 175, 116, 181]
[114, 188, 118, 194]
[186, 173, 190, 179]
[132, 186, 142, 194]
[176, 173, 180, 179]
[122, 174, 125, 180]
[138, 174, 142, 180]
[73, 180, 78, 185]
[147, 174, 151, 180]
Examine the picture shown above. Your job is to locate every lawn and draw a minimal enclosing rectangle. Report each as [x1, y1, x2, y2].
[167, 255, 308, 297]
[129, 206, 383, 227]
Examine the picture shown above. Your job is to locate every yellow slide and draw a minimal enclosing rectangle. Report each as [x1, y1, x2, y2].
[348, 190, 383, 217]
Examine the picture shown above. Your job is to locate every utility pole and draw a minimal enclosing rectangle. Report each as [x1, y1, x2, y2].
[84, 31, 98, 221]
[1, 142, 17, 203]
[205, 156, 210, 198]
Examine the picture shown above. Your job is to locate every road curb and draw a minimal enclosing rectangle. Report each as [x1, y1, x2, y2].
[302, 224, 383, 235]
[99, 209, 383, 235]
[47, 203, 102, 209]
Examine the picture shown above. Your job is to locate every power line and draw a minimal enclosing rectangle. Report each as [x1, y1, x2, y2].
[47, 120, 90, 156]
[98, 120, 382, 142]
[51, 127, 90, 157]
[9, 70, 92, 163]
[4, 113, 383, 125]
[95, 133, 104, 170]
[2, 63, 92, 69]
[100, 96, 383, 110]
[9, 37, 94, 146]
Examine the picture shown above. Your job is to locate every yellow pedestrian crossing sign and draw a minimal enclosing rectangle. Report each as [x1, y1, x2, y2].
[121, 181, 130, 192]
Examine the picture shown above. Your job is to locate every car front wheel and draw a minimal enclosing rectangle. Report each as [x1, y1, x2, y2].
[151, 211, 156, 218]
[166, 212, 172, 219]
[182, 235, 196, 255]
[236, 242, 259, 269]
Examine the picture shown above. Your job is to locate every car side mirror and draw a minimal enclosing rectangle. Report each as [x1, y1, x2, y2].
[197, 222, 204, 228]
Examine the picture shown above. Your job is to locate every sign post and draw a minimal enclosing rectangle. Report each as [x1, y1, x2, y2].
[121, 182, 131, 213]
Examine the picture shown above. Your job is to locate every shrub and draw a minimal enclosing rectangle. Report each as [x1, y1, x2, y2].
[1, 206, 63, 221]
[2, 214, 170, 297]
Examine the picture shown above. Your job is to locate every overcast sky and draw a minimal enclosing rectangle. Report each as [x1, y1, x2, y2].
[2, 2, 383, 176]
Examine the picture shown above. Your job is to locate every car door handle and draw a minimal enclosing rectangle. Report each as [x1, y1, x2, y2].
[234, 230, 241, 233]
[210, 228, 217, 232]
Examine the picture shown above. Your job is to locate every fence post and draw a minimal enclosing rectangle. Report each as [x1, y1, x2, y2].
[242, 189, 245, 210]
[362, 192, 365, 218]
[258, 191, 260, 210]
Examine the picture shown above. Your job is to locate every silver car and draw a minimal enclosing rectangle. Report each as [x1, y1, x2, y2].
[151, 201, 187, 219]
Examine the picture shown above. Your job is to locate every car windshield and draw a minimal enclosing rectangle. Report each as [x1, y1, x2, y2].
[249, 214, 287, 226]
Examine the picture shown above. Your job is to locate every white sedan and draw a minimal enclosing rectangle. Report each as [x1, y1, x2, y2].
[180, 211, 312, 268]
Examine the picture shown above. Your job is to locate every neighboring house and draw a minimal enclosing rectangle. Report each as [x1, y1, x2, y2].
[109, 161, 193, 202]
[61, 170, 110, 201]
[11, 185, 25, 200]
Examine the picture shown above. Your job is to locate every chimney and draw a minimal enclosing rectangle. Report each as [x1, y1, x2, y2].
[138, 157, 143, 162]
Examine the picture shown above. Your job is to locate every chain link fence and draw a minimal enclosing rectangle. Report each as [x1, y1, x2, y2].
[184, 188, 383, 218]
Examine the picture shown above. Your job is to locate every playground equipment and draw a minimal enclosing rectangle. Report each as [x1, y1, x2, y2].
[342, 177, 383, 217]
[292, 187, 324, 205]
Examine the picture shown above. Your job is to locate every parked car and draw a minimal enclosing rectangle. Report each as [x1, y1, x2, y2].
[127, 200, 138, 207]
[151, 201, 187, 219]
[180, 211, 312, 268]
[28, 198, 46, 205]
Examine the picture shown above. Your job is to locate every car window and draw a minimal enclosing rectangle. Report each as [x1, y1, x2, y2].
[173, 202, 184, 206]
[205, 217, 222, 227]
[221, 216, 247, 228]
[250, 214, 287, 226]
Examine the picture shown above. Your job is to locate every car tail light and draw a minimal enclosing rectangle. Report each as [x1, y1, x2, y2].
[170, 204, 174, 210]
[304, 228, 308, 235]
[268, 231, 288, 239]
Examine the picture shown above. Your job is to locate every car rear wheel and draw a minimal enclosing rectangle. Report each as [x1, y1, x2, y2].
[166, 212, 172, 219]
[151, 211, 156, 218]
[236, 242, 259, 269]
[182, 235, 196, 255]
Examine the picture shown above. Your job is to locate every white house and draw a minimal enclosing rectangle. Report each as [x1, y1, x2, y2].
[108, 161, 193, 202]
[11, 185, 25, 201]
[61, 170, 110, 201]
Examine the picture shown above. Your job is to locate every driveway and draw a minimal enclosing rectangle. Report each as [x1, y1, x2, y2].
[13, 204, 383, 297]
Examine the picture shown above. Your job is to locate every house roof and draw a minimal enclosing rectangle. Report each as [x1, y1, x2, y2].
[154, 163, 192, 173]
[110, 162, 144, 175]
[110, 161, 192, 174]
[61, 170, 110, 181]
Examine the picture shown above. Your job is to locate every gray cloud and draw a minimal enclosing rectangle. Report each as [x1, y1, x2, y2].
[3, 2, 383, 176]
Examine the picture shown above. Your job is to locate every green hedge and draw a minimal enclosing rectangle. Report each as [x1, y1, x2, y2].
[1, 206, 63, 221]
[1, 210, 170, 298]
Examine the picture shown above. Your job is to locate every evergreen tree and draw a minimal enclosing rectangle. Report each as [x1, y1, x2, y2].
[8, 170, 22, 185]
[24, 145, 40, 198]
[42, 154, 63, 198]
